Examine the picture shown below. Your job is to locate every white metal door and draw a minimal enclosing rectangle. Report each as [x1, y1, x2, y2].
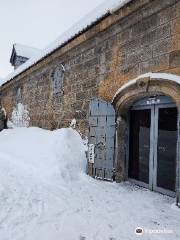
[88, 99, 116, 181]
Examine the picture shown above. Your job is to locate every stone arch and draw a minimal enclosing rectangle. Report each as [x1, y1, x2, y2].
[112, 73, 180, 116]
[112, 73, 180, 205]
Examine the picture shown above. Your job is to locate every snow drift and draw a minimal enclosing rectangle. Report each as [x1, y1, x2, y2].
[0, 127, 87, 240]
[0, 127, 179, 240]
[0, 127, 86, 182]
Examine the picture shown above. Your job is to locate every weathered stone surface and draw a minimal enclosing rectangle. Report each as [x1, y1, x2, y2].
[0, 0, 179, 137]
[132, 14, 160, 37]
[170, 50, 180, 68]
[115, 116, 127, 182]
[0, 108, 6, 131]
[171, 17, 180, 35]
[139, 54, 170, 74]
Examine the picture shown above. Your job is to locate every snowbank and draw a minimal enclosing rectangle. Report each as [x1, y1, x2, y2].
[0, 127, 179, 240]
[0, 127, 86, 182]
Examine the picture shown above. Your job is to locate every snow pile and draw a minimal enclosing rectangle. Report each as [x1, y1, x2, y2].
[0, 127, 179, 240]
[52, 128, 86, 181]
[8, 103, 30, 128]
[0, 127, 86, 182]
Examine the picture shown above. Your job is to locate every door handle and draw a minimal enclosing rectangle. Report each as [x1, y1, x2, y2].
[158, 146, 166, 152]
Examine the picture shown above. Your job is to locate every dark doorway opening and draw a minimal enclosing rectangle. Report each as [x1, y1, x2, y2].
[128, 96, 177, 196]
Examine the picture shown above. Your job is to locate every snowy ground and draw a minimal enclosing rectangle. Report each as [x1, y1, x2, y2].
[0, 127, 179, 240]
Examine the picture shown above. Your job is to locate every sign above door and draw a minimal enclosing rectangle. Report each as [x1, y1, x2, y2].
[132, 96, 174, 108]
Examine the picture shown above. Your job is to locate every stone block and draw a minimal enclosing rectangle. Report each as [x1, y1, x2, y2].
[117, 28, 132, 45]
[175, 1, 180, 17]
[141, 23, 171, 46]
[169, 50, 180, 68]
[132, 14, 160, 37]
[141, 0, 175, 19]
[126, 46, 152, 66]
[121, 38, 141, 54]
[82, 79, 96, 90]
[76, 91, 87, 101]
[140, 54, 170, 73]
[152, 35, 180, 57]
[171, 17, 180, 35]
[158, 4, 176, 25]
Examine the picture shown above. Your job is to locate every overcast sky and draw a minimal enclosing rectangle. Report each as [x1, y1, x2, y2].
[0, 0, 104, 78]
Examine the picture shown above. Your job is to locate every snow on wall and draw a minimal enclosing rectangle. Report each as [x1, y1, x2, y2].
[69, 118, 77, 129]
[9, 103, 30, 128]
[1, 0, 132, 87]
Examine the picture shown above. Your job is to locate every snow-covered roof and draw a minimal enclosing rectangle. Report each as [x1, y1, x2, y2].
[1, 0, 132, 87]
[13, 43, 40, 59]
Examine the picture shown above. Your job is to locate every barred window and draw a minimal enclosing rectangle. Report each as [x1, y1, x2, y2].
[52, 66, 64, 95]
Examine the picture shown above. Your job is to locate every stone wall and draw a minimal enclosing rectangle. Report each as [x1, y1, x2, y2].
[98, 0, 180, 101]
[0, 107, 6, 131]
[0, 0, 179, 135]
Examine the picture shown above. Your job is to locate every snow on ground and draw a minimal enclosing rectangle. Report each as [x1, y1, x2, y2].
[0, 127, 179, 240]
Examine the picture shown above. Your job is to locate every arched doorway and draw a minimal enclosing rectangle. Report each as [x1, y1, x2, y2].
[112, 73, 180, 204]
[128, 95, 177, 196]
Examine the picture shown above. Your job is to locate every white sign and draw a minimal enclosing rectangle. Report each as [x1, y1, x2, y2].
[146, 98, 160, 105]
[88, 144, 95, 164]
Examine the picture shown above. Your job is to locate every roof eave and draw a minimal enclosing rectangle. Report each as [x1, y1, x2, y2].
[2, 12, 110, 87]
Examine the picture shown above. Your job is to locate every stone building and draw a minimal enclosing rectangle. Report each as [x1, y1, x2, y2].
[0, 0, 180, 205]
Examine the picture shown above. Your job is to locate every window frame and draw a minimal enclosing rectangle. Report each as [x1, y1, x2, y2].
[51, 65, 64, 95]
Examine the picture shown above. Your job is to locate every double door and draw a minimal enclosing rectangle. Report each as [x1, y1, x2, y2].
[128, 96, 177, 197]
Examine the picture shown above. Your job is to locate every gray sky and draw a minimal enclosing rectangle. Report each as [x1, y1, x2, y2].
[0, 0, 104, 78]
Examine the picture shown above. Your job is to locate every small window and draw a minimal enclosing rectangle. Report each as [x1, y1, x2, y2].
[52, 66, 64, 95]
